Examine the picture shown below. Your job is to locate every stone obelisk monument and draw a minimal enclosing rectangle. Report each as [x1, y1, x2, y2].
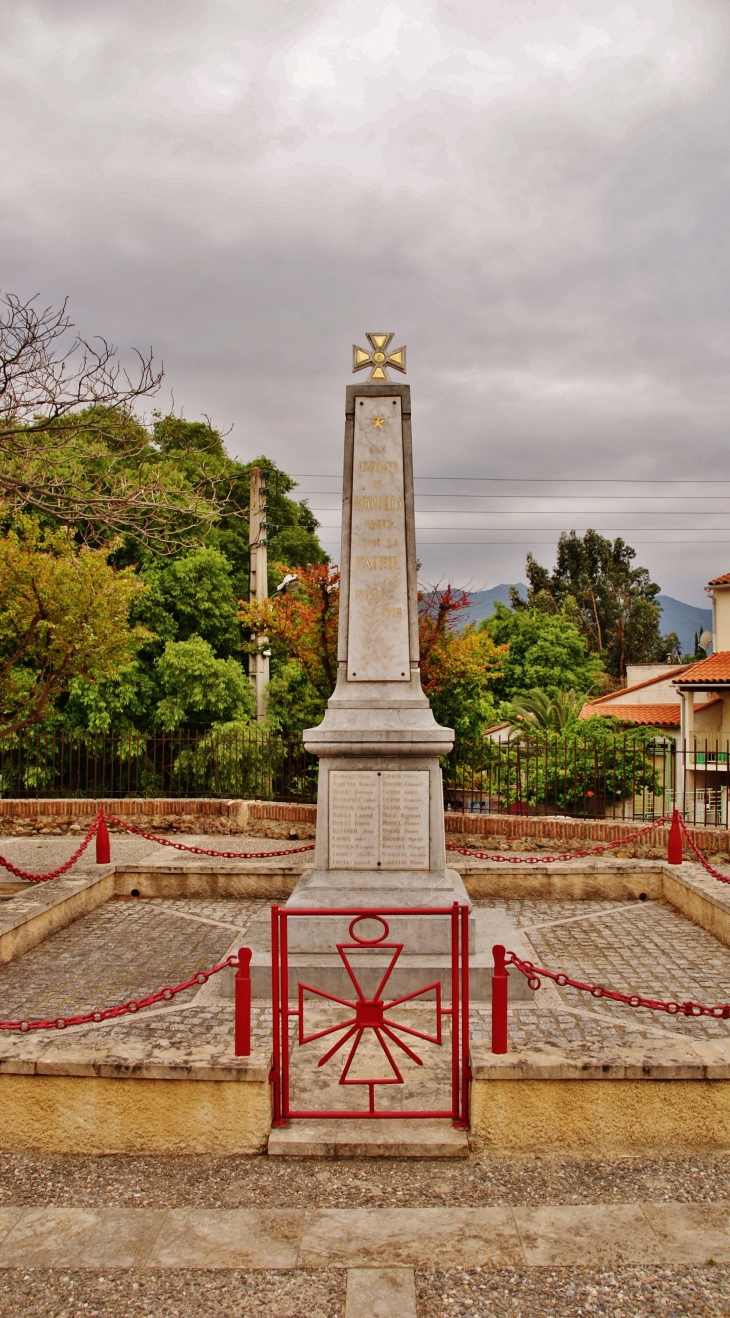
[290, 334, 470, 918]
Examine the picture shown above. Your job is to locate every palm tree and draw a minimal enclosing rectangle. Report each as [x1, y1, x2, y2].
[507, 688, 582, 737]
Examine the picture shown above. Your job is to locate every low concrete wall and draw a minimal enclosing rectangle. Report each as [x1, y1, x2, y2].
[0, 799, 253, 837]
[471, 1038, 730, 1153]
[470, 1077, 730, 1153]
[0, 1072, 271, 1154]
[0, 868, 116, 966]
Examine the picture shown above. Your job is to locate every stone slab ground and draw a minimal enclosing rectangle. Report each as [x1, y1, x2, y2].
[2, 1197, 730, 1316]
[6, 835, 730, 1163]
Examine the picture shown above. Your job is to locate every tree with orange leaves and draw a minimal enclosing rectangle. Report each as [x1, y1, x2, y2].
[240, 570, 505, 737]
[418, 585, 507, 735]
[238, 562, 339, 733]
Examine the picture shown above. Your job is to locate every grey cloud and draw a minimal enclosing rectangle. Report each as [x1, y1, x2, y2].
[1, 0, 729, 605]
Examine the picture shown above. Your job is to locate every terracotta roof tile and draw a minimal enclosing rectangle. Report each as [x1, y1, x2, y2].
[580, 703, 681, 726]
[708, 572, 730, 586]
[674, 653, 730, 685]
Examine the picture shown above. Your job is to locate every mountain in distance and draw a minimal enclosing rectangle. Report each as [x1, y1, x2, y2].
[657, 595, 712, 656]
[453, 585, 711, 657]
[454, 584, 527, 629]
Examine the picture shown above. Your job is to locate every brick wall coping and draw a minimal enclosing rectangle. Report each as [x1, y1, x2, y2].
[0, 799, 245, 818]
[0, 797, 727, 854]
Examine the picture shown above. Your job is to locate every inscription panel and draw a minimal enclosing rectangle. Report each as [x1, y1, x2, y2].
[347, 395, 410, 681]
[329, 771, 379, 870]
[329, 770, 429, 870]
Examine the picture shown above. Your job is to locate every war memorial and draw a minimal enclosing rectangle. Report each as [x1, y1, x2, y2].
[2, 341, 730, 1305]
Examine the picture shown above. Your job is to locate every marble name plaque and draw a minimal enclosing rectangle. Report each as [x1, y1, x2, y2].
[329, 770, 429, 870]
[347, 394, 410, 681]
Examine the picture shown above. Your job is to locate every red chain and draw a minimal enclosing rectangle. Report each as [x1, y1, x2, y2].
[678, 816, 730, 886]
[0, 954, 237, 1032]
[0, 811, 103, 884]
[103, 814, 316, 859]
[445, 812, 673, 864]
[505, 949, 730, 1019]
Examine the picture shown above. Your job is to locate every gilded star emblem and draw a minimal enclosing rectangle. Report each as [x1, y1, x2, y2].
[371, 415, 385, 428]
[352, 332, 406, 382]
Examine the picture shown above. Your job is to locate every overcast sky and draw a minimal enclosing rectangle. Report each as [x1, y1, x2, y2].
[2, 0, 729, 606]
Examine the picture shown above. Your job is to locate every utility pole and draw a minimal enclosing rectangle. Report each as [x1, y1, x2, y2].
[248, 466, 269, 721]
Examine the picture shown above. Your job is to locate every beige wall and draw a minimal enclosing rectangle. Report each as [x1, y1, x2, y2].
[712, 587, 730, 652]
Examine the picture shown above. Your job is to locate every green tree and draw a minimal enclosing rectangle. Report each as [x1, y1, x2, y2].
[0, 523, 148, 733]
[154, 636, 254, 730]
[481, 603, 604, 702]
[520, 530, 672, 679]
[507, 688, 582, 736]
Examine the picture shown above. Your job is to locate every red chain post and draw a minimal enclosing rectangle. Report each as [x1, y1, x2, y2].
[491, 944, 509, 1054]
[95, 812, 111, 864]
[667, 808, 683, 864]
[234, 947, 252, 1056]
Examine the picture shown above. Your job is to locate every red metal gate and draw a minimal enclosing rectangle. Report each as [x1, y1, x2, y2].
[270, 903, 470, 1128]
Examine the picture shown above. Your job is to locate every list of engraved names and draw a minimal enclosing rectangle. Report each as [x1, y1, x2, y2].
[329, 770, 429, 870]
[347, 394, 410, 681]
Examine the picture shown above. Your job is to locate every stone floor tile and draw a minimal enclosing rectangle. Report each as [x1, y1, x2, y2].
[345, 1266, 416, 1317]
[0, 1210, 22, 1248]
[298, 1207, 523, 1268]
[642, 1202, 730, 1263]
[0, 1206, 166, 1268]
[513, 1203, 666, 1266]
[148, 1207, 304, 1269]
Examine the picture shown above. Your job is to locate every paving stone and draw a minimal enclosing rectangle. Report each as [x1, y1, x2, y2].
[345, 1266, 416, 1317]
[642, 1203, 730, 1264]
[512, 1204, 664, 1267]
[297, 1207, 523, 1269]
[0, 1206, 166, 1268]
[148, 1207, 304, 1269]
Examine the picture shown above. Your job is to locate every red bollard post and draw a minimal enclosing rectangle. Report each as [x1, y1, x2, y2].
[96, 813, 111, 864]
[491, 944, 509, 1054]
[234, 948, 252, 1057]
[667, 808, 683, 865]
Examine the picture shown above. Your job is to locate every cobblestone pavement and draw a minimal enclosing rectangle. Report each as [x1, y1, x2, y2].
[0, 899, 265, 1021]
[473, 896, 730, 1047]
[4, 893, 730, 1049]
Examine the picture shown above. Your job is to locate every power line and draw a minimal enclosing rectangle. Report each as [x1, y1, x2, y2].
[298, 492, 730, 501]
[313, 523, 730, 530]
[316, 538, 730, 546]
[291, 474, 730, 485]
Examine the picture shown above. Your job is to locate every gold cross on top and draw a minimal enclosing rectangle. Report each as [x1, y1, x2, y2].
[352, 332, 406, 382]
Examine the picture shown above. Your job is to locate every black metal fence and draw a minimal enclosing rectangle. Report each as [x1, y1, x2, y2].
[2, 727, 729, 826]
[442, 733, 675, 822]
[0, 729, 318, 804]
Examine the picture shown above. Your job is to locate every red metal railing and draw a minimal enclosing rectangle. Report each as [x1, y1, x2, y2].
[270, 903, 470, 1128]
[490, 942, 730, 1053]
[0, 947, 253, 1051]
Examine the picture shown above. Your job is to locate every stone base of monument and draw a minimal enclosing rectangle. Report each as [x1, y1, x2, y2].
[242, 874, 534, 1001]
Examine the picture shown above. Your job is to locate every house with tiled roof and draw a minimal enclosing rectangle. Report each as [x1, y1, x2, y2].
[581, 570, 730, 823]
[579, 663, 723, 734]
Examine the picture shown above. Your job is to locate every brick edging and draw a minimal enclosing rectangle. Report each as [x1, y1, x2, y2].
[0, 798, 726, 855]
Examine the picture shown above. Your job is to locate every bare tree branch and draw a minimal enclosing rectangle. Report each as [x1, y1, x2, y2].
[0, 291, 237, 552]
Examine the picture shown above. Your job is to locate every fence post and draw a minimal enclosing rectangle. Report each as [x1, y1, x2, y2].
[95, 812, 111, 864]
[234, 948, 252, 1056]
[491, 944, 509, 1054]
[667, 808, 683, 865]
